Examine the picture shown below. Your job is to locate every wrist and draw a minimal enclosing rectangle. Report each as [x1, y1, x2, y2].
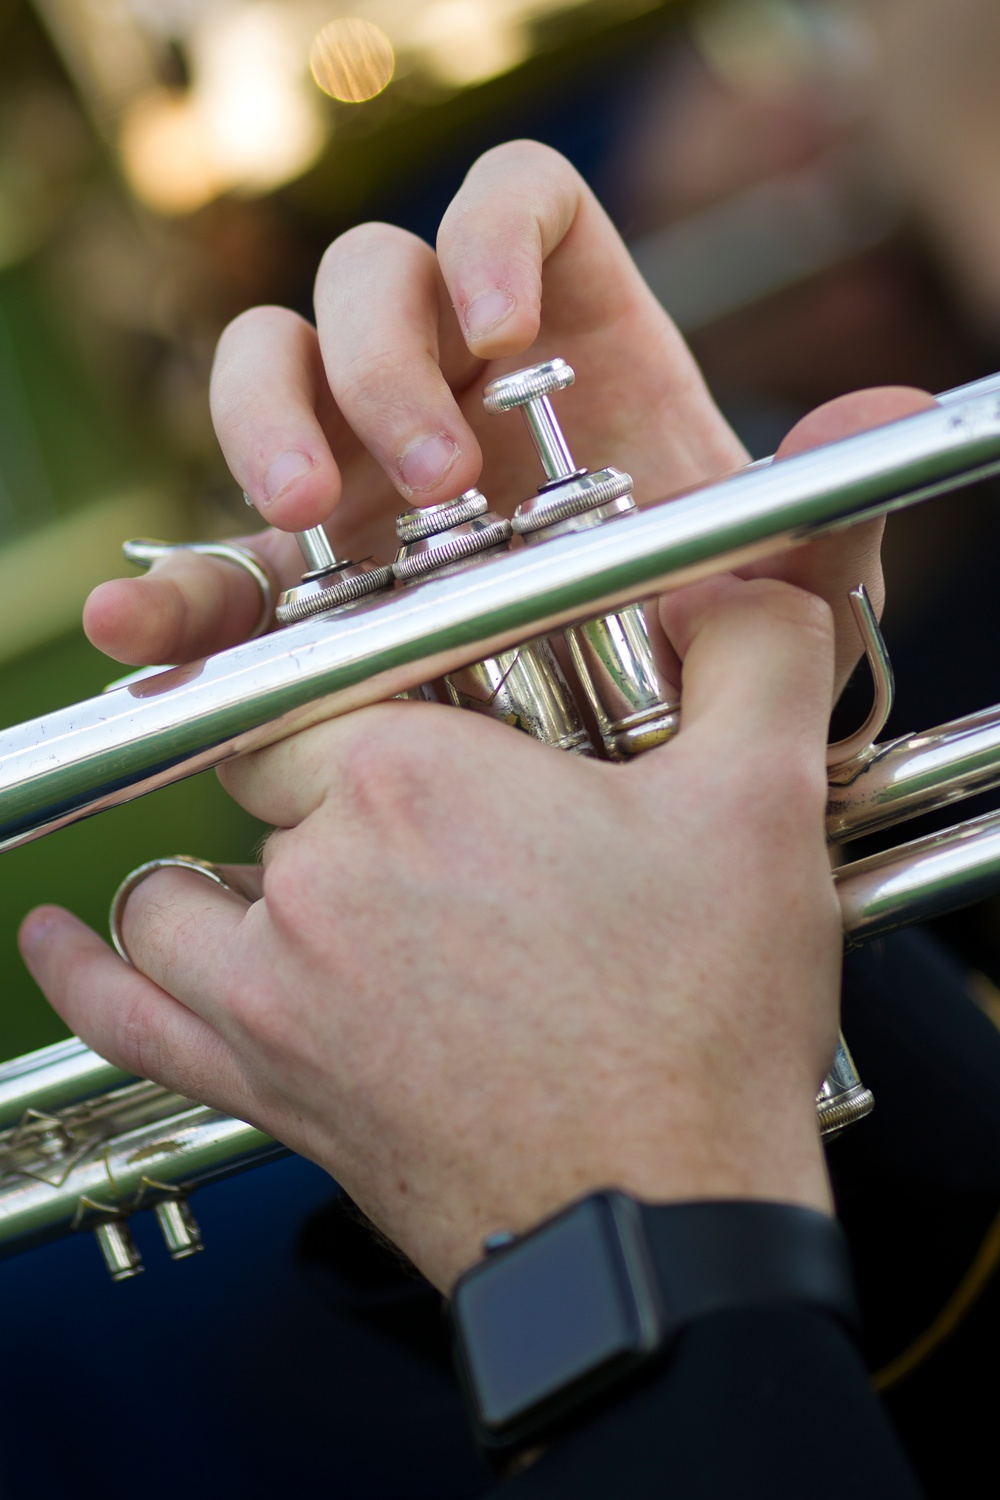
[450, 1191, 857, 1454]
[439, 1106, 832, 1288]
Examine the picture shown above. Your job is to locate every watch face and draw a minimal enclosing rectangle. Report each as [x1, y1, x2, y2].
[452, 1193, 662, 1443]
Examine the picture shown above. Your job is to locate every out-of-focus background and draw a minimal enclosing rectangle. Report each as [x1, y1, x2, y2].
[5, 6, 1000, 1497]
[3, 0, 1000, 1059]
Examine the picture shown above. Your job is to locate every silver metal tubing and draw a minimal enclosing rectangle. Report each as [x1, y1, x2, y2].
[836, 806, 1000, 944]
[5, 794, 1000, 1266]
[0, 1037, 132, 1128]
[939, 372, 1000, 404]
[0, 1093, 282, 1257]
[2, 392, 1000, 852]
[827, 704, 1000, 842]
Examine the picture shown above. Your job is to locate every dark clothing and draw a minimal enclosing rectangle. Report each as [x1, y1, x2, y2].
[493, 1309, 922, 1498]
[485, 931, 1000, 1497]
[0, 928, 997, 1497]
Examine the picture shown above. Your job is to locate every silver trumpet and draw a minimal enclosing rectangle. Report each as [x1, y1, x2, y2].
[4, 367, 1000, 1277]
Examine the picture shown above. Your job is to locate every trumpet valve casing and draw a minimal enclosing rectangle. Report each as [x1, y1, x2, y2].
[485, 359, 681, 760]
[513, 487, 681, 758]
[394, 492, 594, 755]
[276, 554, 394, 626]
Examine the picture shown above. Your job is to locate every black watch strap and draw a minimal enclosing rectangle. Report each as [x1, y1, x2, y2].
[640, 1199, 858, 1331]
[451, 1193, 858, 1453]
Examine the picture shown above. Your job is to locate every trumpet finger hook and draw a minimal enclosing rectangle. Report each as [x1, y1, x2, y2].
[826, 585, 895, 774]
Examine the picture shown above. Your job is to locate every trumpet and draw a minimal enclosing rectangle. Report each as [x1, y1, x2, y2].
[3, 367, 1000, 1279]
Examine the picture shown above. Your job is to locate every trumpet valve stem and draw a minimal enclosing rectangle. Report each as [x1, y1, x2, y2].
[483, 358, 580, 484]
[296, 526, 339, 575]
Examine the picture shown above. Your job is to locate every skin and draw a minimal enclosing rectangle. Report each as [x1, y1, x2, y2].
[19, 142, 935, 1293]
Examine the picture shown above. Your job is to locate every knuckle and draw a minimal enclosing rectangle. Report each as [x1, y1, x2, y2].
[443, 140, 576, 247]
[116, 992, 168, 1083]
[775, 752, 829, 818]
[335, 709, 437, 821]
[128, 884, 198, 988]
[316, 223, 430, 303]
[213, 305, 306, 380]
[258, 847, 309, 938]
[210, 306, 312, 443]
[752, 579, 834, 643]
[472, 138, 572, 182]
[331, 342, 416, 411]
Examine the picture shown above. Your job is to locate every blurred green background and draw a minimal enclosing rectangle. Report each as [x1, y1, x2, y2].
[0, 255, 269, 1057]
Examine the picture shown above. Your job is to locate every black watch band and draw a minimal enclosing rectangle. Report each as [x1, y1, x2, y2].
[450, 1193, 858, 1452]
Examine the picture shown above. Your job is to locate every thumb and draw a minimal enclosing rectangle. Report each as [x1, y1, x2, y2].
[657, 574, 835, 784]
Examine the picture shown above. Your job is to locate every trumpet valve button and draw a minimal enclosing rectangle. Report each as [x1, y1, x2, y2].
[483, 359, 578, 484]
[482, 357, 575, 413]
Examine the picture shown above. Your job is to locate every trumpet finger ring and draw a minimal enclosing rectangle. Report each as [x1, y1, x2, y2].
[109, 856, 235, 964]
[122, 539, 274, 640]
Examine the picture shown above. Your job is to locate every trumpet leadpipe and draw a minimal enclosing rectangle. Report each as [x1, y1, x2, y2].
[2, 392, 1000, 851]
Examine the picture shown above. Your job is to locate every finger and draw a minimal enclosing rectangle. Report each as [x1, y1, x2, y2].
[313, 224, 482, 507]
[215, 862, 264, 901]
[18, 906, 249, 1112]
[657, 574, 835, 789]
[82, 529, 299, 667]
[436, 140, 747, 494]
[113, 864, 253, 1017]
[775, 386, 937, 462]
[743, 386, 936, 690]
[438, 139, 640, 355]
[218, 697, 493, 830]
[211, 306, 349, 532]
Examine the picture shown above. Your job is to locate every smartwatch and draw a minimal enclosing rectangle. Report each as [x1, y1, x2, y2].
[450, 1192, 858, 1452]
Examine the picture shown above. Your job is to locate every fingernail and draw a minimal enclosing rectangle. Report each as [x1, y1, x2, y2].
[19, 908, 57, 957]
[463, 289, 514, 342]
[262, 451, 314, 506]
[398, 434, 459, 495]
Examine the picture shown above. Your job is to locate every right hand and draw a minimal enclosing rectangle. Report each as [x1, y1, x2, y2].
[80, 139, 931, 694]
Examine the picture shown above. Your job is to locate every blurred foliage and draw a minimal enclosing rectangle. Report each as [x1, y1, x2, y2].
[0, 262, 153, 535]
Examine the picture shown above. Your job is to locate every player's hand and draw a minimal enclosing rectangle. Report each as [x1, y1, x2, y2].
[81, 140, 932, 694]
[23, 573, 840, 1292]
